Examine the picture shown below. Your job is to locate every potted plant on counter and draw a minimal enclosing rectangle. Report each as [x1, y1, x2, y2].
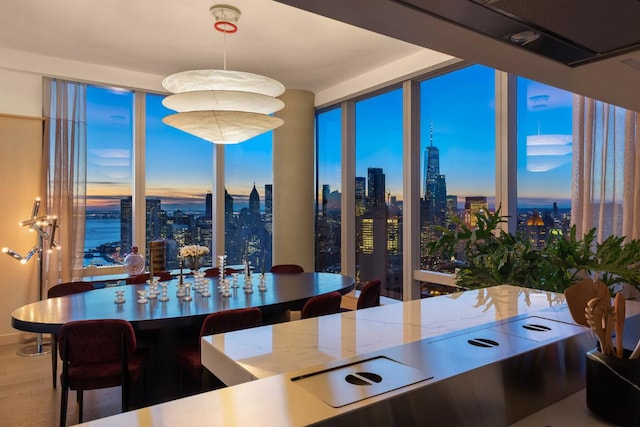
[426, 208, 640, 295]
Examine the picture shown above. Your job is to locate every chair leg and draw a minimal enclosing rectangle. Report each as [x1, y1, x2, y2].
[77, 390, 83, 423]
[59, 384, 68, 427]
[122, 382, 129, 412]
[51, 335, 58, 389]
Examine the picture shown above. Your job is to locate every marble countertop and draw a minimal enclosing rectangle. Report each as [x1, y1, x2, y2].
[201, 284, 572, 385]
[78, 285, 639, 426]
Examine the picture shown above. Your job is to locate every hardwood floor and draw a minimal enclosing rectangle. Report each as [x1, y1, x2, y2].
[0, 340, 131, 427]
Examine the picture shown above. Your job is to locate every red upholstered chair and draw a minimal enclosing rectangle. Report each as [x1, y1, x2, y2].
[300, 292, 342, 319]
[58, 319, 144, 427]
[47, 281, 95, 389]
[203, 267, 219, 277]
[177, 308, 262, 391]
[357, 279, 381, 310]
[203, 267, 235, 277]
[270, 264, 304, 274]
[126, 270, 171, 284]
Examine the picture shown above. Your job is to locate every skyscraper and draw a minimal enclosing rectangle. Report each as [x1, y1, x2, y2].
[249, 183, 260, 216]
[264, 184, 273, 216]
[224, 189, 234, 217]
[464, 196, 489, 227]
[146, 198, 162, 244]
[322, 184, 330, 216]
[355, 177, 366, 216]
[424, 127, 447, 227]
[367, 167, 386, 208]
[205, 192, 212, 220]
[120, 197, 132, 253]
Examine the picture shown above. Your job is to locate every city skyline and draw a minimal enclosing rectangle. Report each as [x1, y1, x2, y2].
[86, 66, 573, 213]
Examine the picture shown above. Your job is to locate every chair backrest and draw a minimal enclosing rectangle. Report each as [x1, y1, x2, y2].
[199, 308, 262, 342]
[203, 267, 219, 277]
[270, 264, 304, 274]
[357, 279, 381, 310]
[203, 267, 236, 277]
[58, 319, 136, 365]
[126, 270, 172, 284]
[301, 292, 342, 319]
[47, 281, 94, 299]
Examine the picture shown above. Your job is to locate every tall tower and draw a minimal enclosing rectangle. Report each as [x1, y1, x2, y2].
[205, 192, 212, 219]
[224, 189, 234, 217]
[264, 184, 273, 216]
[120, 196, 132, 253]
[424, 125, 447, 227]
[367, 167, 386, 208]
[146, 198, 162, 244]
[249, 183, 260, 216]
[355, 177, 366, 216]
[322, 184, 330, 216]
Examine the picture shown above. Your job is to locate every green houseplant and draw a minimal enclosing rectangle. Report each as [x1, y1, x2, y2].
[426, 208, 640, 295]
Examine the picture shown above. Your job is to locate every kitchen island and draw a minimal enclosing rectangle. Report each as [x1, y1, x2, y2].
[77, 285, 639, 426]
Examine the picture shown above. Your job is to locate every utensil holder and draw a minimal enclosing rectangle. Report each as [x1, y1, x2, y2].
[586, 349, 640, 426]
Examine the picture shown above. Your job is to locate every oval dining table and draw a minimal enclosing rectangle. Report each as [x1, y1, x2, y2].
[11, 272, 354, 402]
[12, 272, 355, 333]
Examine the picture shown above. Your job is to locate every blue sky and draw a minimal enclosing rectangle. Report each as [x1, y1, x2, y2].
[87, 64, 573, 212]
[319, 65, 573, 210]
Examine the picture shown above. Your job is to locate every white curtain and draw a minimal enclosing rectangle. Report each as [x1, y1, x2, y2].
[572, 95, 640, 242]
[42, 78, 87, 287]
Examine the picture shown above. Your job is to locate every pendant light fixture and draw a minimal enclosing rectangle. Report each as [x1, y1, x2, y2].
[162, 5, 285, 144]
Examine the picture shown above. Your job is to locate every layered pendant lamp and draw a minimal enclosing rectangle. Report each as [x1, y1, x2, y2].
[162, 4, 285, 144]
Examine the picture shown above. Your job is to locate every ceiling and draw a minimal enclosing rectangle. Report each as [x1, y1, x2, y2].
[0, 0, 639, 111]
[0, 0, 425, 96]
[277, 0, 640, 112]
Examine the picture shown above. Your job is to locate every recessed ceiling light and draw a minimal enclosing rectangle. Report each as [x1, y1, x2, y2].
[510, 30, 540, 46]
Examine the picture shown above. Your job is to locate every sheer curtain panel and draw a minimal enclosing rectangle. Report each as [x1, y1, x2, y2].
[572, 96, 640, 242]
[42, 78, 87, 286]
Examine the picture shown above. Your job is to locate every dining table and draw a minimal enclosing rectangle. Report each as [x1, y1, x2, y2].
[11, 272, 354, 402]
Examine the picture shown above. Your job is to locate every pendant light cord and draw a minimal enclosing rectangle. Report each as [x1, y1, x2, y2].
[223, 30, 227, 71]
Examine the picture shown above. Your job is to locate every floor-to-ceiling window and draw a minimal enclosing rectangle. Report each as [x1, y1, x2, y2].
[418, 65, 496, 293]
[84, 85, 133, 267]
[516, 78, 573, 247]
[224, 133, 274, 272]
[145, 93, 213, 270]
[355, 88, 403, 298]
[315, 107, 342, 273]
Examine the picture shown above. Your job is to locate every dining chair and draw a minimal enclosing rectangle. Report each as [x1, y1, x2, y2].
[203, 267, 236, 277]
[177, 308, 262, 392]
[58, 319, 145, 427]
[300, 292, 342, 319]
[47, 281, 95, 389]
[126, 270, 171, 284]
[357, 279, 381, 310]
[270, 264, 304, 274]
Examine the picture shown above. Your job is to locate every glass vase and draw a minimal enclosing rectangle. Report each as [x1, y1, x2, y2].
[123, 246, 145, 276]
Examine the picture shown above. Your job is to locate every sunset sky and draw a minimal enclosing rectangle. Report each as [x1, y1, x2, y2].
[86, 65, 573, 212]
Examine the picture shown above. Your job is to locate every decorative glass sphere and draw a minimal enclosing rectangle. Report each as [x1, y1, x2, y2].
[123, 246, 145, 276]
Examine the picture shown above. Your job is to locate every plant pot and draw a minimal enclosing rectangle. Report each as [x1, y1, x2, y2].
[586, 349, 640, 426]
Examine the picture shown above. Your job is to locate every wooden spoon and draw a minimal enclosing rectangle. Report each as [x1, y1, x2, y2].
[565, 278, 599, 327]
[585, 297, 614, 356]
[613, 292, 625, 358]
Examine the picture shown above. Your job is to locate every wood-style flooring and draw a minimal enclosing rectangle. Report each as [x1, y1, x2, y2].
[0, 340, 127, 426]
[0, 338, 212, 427]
